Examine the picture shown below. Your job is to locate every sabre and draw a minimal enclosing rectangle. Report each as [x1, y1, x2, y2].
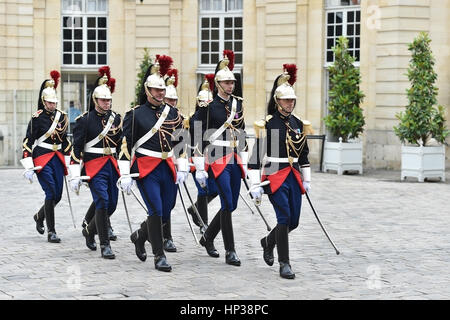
[64, 176, 76, 229]
[177, 185, 198, 244]
[182, 182, 207, 229]
[242, 179, 271, 231]
[131, 189, 148, 213]
[121, 191, 133, 234]
[305, 191, 340, 255]
[116, 173, 140, 234]
[239, 192, 255, 214]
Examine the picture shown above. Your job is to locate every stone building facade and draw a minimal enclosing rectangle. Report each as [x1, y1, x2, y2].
[1, 0, 449, 168]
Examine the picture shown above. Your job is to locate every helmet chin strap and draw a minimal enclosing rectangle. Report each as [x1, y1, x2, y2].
[275, 98, 296, 116]
[145, 86, 163, 104]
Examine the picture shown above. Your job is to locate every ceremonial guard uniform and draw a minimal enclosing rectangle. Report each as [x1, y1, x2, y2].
[120, 55, 188, 272]
[161, 68, 182, 253]
[70, 66, 122, 259]
[187, 74, 219, 233]
[21, 70, 71, 243]
[192, 50, 248, 266]
[248, 64, 311, 279]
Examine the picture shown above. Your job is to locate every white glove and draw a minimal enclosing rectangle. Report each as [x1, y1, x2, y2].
[239, 152, 248, 178]
[23, 170, 35, 183]
[120, 177, 134, 195]
[247, 169, 261, 187]
[64, 156, 71, 169]
[250, 186, 264, 206]
[195, 170, 208, 188]
[70, 178, 81, 193]
[176, 171, 188, 185]
[303, 181, 311, 193]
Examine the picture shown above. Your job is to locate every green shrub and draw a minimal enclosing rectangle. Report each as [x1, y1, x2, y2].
[394, 32, 449, 146]
[323, 36, 365, 142]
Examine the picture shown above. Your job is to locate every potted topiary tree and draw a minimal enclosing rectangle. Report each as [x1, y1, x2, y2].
[394, 32, 449, 182]
[322, 36, 365, 175]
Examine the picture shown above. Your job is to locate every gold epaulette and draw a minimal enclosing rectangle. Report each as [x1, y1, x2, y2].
[32, 109, 43, 118]
[232, 95, 243, 101]
[302, 119, 314, 135]
[253, 119, 267, 139]
[132, 104, 141, 110]
[75, 111, 88, 121]
[57, 108, 67, 114]
[265, 114, 273, 122]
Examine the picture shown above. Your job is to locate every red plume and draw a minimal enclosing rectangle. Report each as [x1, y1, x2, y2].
[98, 66, 111, 80]
[205, 73, 215, 91]
[283, 64, 297, 86]
[108, 78, 116, 94]
[223, 50, 235, 71]
[156, 55, 173, 77]
[50, 70, 60, 89]
[167, 69, 178, 88]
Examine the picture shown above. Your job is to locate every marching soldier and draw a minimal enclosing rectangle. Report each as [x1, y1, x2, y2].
[187, 74, 219, 233]
[248, 64, 311, 279]
[120, 55, 188, 272]
[69, 66, 122, 259]
[192, 50, 248, 266]
[160, 67, 182, 253]
[21, 70, 71, 243]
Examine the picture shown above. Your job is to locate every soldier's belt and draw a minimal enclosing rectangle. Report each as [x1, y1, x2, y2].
[211, 140, 239, 148]
[266, 156, 298, 163]
[84, 147, 117, 155]
[135, 148, 173, 160]
[37, 142, 62, 151]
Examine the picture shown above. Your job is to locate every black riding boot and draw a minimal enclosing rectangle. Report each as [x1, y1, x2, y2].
[82, 216, 97, 251]
[81, 202, 96, 229]
[221, 210, 240, 266]
[261, 225, 277, 266]
[44, 199, 60, 243]
[95, 208, 115, 259]
[199, 209, 221, 258]
[107, 215, 117, 241]
[162, 219, 177, 252]
[130, 220, 148, 261]
[188, 194, 216, 228]
[147, 215, 171, 272]
[276, 224, 295, 279]
[34, 204, 45, 235]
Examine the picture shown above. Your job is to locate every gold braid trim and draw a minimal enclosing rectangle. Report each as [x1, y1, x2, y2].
[23, 138, 32, 153]
[118, 137, 131, 160]
[64, 137, 72, 153]
[71, 149, 81, 164]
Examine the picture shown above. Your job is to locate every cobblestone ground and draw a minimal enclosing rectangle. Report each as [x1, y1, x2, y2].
[0, 167, 449, 300]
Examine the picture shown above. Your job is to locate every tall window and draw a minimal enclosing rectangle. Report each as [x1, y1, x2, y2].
[61, 0, 108, 67]
[325, 0, 360, 65]
[323, 0, 361, 133]
[198, 0, 243, 72]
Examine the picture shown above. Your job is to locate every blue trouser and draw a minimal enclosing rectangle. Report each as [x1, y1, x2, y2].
[268, 171, 302, 231]
[137, 161, 177, 223]
[213, 162, 242, 212]
[192, 172, 218, 197]
[37, 155, 64, 204]
[88, 160, 119, 215]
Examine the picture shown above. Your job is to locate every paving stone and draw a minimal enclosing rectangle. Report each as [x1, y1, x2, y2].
[0, 168, 449, 300]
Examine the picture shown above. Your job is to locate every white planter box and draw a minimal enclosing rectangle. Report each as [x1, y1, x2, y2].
[323, 138, 363, 175]
[401, 145, 446, 182]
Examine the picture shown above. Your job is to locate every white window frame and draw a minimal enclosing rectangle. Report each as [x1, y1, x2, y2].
[61, 0, 108, 69]
[197, 0, 243, 75]
[323, 1, 361, 131]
